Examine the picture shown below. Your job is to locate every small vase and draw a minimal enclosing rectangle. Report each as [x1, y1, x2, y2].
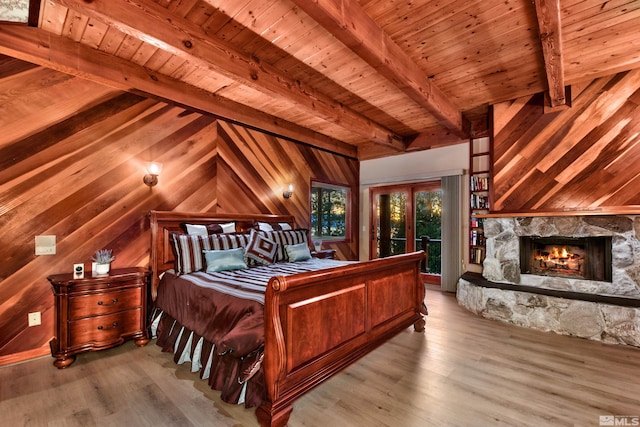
[95, 263, 110, 275]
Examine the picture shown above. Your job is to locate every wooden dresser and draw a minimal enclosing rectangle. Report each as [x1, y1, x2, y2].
[48, 267, 150, 368]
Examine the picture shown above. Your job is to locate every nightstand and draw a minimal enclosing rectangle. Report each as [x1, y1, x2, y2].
[48, 267, 150, 369]
[311, 249, 336, 259]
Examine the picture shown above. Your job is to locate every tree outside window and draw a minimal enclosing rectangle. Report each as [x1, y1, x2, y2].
[310, 181, 350, 240]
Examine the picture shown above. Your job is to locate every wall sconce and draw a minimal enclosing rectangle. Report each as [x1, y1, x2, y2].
[143, 162, 163, 187]
[283, 184, 294, 199]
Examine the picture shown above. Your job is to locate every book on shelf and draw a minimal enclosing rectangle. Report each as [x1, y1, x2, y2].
[470, 193, 489, 210]
[470, 175, 489, 191]
[470, 230, 485, 246]
[470, 246, 485, 264]
[470, 217, 484, 228]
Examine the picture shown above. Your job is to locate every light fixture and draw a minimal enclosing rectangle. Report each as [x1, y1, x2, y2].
[143, 162, 163, 187]
[283, 183, 294, 199]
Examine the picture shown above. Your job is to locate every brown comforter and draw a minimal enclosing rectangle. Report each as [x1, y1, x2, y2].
[154, 259, 350, 406]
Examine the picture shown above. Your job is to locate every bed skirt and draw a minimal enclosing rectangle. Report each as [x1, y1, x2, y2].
[151, 309, 266, 407]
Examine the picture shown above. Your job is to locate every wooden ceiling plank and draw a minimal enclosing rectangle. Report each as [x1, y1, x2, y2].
[39, 0, 67, 35]
[99, 26, 128, 56]
[290, 0, 469, 139]
[114, 34, 144, 61]
[80, 17, 109, 49]
[0, 24, 357, 159]
[562, 0, 640, 29]
[534, 0, 567, 108]
[53, 0, 403, 149]
[61, 10, 88, 42]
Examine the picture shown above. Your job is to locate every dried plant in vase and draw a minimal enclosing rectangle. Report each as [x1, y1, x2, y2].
[91, 249, 115, 275]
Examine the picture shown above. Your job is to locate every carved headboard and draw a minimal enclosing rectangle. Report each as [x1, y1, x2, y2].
[148, 210, 296, 299]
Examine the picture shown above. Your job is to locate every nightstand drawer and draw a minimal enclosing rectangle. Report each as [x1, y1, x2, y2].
[68, 309, 142, 347]
[69, 288, 142, 319]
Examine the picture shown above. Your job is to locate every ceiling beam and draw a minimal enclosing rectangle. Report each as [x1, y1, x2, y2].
[533, 0, 568, 109]
[53, 0, 405, 150]
[291, 0, 470, 139]
[0, 24, 358, 159]
[404, 128, 466, 151]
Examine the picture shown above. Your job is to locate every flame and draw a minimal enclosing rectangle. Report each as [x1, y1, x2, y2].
[535, 246, 574, 264]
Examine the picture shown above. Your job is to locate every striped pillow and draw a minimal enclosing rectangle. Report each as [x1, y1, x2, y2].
[262, 229, 309, 262]
[170, 232, 250, 275]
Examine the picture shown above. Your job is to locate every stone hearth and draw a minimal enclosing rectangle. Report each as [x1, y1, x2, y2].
[457, 215, 640, 348]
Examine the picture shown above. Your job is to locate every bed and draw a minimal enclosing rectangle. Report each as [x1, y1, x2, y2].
[149, 210, 427, 427]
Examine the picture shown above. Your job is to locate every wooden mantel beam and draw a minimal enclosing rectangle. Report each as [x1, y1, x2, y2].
[291, 0, 470, 139]
[53, 0, 404, 150]
[533, 0, 568, 109]
[0, 25, 358, 159]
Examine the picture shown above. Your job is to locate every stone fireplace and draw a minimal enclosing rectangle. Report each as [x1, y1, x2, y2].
[457, 215, 640, 348]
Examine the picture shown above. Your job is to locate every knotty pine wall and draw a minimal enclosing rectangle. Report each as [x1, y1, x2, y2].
[0, 57, 358, 365]
[493, 69, 640, 212]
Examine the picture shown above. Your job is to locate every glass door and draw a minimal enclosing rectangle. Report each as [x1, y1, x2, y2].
[371, 187, 411, 258]
[413, 184, 442, 284]
[370, 181, 442, 285]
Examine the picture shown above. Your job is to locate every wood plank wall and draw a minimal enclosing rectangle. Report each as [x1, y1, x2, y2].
[493, 69, 640, 212]
[0, 56, 358, 365]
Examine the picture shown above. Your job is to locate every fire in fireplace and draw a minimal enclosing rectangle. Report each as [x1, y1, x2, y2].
[520, 236, 612, 282]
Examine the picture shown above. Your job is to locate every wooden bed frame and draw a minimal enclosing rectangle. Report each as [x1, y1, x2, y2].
[149, 210, 426, 427]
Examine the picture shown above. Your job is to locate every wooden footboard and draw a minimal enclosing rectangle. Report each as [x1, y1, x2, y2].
[256, 251, 426, 427]
[149, 211, 426, 426]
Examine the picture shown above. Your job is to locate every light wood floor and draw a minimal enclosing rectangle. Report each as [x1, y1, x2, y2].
[2, 286, 639, 427]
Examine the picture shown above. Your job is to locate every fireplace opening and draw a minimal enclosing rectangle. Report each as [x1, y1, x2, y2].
[520, 236, 612, 282]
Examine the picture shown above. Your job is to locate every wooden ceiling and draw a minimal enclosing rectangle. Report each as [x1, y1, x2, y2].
[1, 0, 639, 159]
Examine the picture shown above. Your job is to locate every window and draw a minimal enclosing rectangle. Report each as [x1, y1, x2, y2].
[310, 180, 351, 241]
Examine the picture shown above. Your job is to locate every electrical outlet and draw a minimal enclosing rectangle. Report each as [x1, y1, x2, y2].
[28, 312, 41, 327]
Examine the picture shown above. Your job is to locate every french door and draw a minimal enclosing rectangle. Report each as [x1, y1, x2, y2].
[370, 181, 442, 284]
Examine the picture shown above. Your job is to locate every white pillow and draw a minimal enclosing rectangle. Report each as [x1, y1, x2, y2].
[220, 222, 236, 233]
[258, 222, 274, 231]
[185, 224, 208, 235]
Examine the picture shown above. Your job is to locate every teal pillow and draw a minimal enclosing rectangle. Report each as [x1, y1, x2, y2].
[203, 247, 247, 273]
[285, 242, 311, 262]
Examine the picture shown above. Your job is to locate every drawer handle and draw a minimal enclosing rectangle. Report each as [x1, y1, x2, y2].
[97, 298, 118, 306]
[97, 322, 118, 330]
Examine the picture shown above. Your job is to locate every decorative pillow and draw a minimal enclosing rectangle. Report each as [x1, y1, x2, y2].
[179, 221, 236, 235]
[210, 232, 250, 250]
[257, 221, 274, 231]
[170, 232, 250, 275]
[263, 229, 309, 262]
[203, 247, 247, 273]
[257, 221, 293, 231]
[245, 230, 278, 266]
[169, 232, 213, 275]
[184, 224, 208, 235]
[285, 242, 312, 262]
[220, 222, 236, 233]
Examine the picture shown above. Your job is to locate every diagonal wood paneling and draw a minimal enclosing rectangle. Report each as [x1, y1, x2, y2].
[216, 120, 359, 260]
[492, 69, 640, 213]
[0, 56, 359, 365]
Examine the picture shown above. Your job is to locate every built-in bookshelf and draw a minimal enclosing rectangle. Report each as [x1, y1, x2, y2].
[469, 137, 491, 266]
